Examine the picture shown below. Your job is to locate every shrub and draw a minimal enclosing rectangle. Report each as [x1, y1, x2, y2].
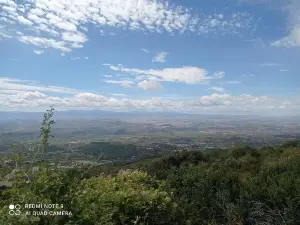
[73, 170, 185, 225]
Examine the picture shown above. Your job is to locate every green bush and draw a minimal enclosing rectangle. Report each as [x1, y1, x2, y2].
[73, 170, 185, 225]
[243, 157, 300, 225]
[165, 166, 243, 225]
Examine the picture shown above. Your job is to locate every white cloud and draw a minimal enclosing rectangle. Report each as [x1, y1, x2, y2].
[209, 87, 225, 92]
[241, 73, 256, 77]
[55, 21, 77, 32]
[107, 64, 221, 84]
[33, 24, 60, 37]
[137, 80, 163, 90]
[104, 75, 113, 78]
[272, 28, 300, 47]
[29, 7, 44, 17]
[104, 80, 134, 88]
[227, 81, 241, 84]
[141, 48, 150, 53]
[0, 90, 28, 94]
[213, 71, 225, 78]
[112, 93, 127, 97]
[0, 0, 17, 7]
[17, 15, 33, 26]
[61, 32, 87, 43]
[153, 52, 168, 63]
[70, 56, 88, 60]
[0, 77, 36, 83]
[0, 77, 78, 94]
[260, 63, 283, 67]
[20, 36, 71, 52]
[0, 0, 255, 51]
[0, 32, 12, 38]
[33, 49, 44, 55]
[244, 38, 267, 48]
[239, 0, 300, 48]
[2, 5, 17, 15]
[280, 69, 289, 72]
[272, 0, 300, 48]
[192, 94, 297, 113]
[0, 90, 299, 116]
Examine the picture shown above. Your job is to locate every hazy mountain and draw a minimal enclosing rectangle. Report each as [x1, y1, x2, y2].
[1, 110, 299, 122]
[0, 110, 190, 121]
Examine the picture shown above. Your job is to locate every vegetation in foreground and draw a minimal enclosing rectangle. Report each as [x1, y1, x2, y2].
[0, 107, 300, 225]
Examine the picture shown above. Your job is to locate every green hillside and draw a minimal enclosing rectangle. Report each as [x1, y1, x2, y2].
[1, 108, 299, 225]
[1, 140, 300, 225]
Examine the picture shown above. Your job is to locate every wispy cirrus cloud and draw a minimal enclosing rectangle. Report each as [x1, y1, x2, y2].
[226, 81, 241, 84]
[209, 87, 225, 92]
[104, 79, 134, 88]
[141, 48, 150, 53]
[70, 56, 88, 60]
[260, 62, 283, 67]
[0, 0, 255, 52]
[111, 93, 127, 97]
[240, 73, 256, 77]
[0, 77, 78, 94]
[0, 32, 12, 39]
[280, 69, 289, 72]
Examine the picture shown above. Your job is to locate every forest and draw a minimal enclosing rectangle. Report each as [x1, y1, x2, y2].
[0, 108, 300, 225]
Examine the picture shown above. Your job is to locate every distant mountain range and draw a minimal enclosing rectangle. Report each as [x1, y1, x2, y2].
[0, 110, 298, 121]
[0, 110, 190, 121]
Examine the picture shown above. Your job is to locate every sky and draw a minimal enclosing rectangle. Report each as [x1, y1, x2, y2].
[0, 0, 300, 115]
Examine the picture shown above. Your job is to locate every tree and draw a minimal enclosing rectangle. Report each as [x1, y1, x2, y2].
[40, 106, 55, 153]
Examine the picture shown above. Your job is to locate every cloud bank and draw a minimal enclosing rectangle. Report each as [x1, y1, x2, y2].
[0, 77, 299, 115]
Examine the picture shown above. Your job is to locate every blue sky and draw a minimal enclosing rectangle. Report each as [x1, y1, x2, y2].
[0, 0, 300, 115]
